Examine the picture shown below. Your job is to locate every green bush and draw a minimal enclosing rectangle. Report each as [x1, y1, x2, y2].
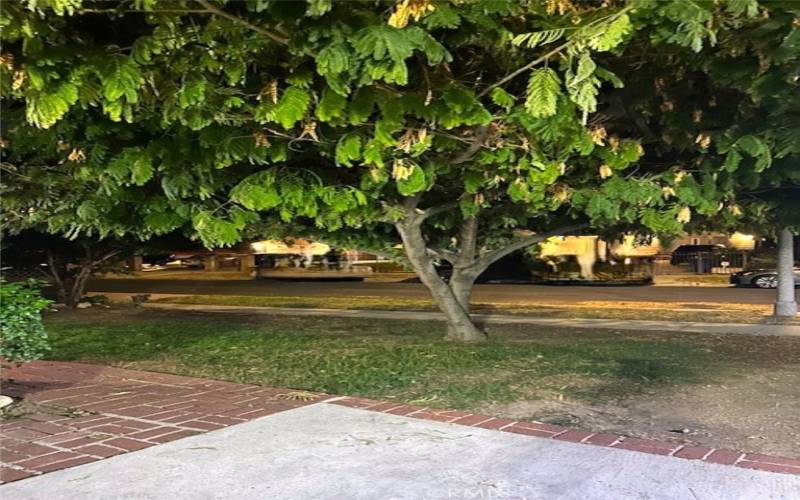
[0, 280, 51, 363]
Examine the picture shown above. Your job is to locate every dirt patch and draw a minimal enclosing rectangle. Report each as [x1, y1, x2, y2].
[481, 367, 800, 457]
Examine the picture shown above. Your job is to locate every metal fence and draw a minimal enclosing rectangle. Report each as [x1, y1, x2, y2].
[668, 251, 748, 274]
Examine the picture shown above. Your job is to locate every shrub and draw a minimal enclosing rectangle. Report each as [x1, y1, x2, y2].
[0, 280, 51, 363]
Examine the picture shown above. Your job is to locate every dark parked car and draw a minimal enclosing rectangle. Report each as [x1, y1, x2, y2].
[730, 268, 800, 288]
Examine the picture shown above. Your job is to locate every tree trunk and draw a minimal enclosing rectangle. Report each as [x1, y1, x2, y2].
[445, 271, 482, 341]
[774, 227, 797, 317]
[395, 220, 485, 342]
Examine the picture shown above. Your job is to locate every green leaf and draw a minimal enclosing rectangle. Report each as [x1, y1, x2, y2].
[525, 68, 561, 118]
[230, 171, 281, 210]
[512, 28, 566, 49]
[306, 0, 332, 17]
[131, 156, 153, 185]
[101, 57, 143, 103]
[316, 87, 348, 122]
[396, 165, 426, 195]
[588, 14, 632, 52]
[490, 87, 515, 111]
[273, 86, 311, 129]
[335, 134, 362, 167]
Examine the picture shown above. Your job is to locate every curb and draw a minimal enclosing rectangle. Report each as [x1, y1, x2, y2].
[327, 396, 800, 476]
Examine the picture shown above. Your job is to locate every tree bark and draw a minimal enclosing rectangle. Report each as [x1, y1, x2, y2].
[395, 196, 586, 341]
[774, 227, 797, 317]
[46, 248, 121, 308]
[395, 218, 486, 342]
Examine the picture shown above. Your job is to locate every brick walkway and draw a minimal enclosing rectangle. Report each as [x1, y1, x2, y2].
[0, 361, 322, 483]
[2, 361, 799, 486]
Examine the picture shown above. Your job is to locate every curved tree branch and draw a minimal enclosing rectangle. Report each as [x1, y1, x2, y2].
[468, 223, 589, 275]
[194, 0, 289, 45]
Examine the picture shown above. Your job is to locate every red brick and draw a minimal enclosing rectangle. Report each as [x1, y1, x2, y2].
[503, 424, 554, 438]
[742, 453, 800, 468]
[4, 442, 58, 457]
[76, 444, 126, 458]
[424, 409, 472, 419]
[102, 438, 152, 452]
[235, 408, 283, 420]
[406, 411, 454, 422]
[0, 466, 36, 483]
[148, 430, 199, 444]
[53, 437, 103, 449]
[704, 449, 743, 465]
[2, 428, 49, 441]
[673, 446, 713, 460]
[583, 433, 620, 447]
[141, 410, 187, 422]
[34, 455, 98, 473]
[159, 412, 205, 424]
[180, 421, 224, 431]
[613, 438, 679, 456]
[88, 424, 138, 435]
[197, 415, 245, 426]
[365, 401, 404, 412]
[385, 405, 425, 416]
[450, 414, 494, 426]
[329, 397, 379, 409]
[27, 413, 65, 423]
[20, 422, 70, 435]
[113, 419, 160, 431]
[110, 406, 165, 418]
[127, 427, 182, 440]
[70, 416, 119, 429]
[475, 418, 516, 430]
[512, 421, 566, 434]
[0, 449, 30, 463]
[35, 431, 95, 444]
[15, 451, 81, 469]
[736, 461, 800, 476]
[553, 430, 593, 443]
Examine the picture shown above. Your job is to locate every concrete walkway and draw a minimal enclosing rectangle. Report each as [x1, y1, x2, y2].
[144, 302, 800, 337]
[3, 402, 799, 499]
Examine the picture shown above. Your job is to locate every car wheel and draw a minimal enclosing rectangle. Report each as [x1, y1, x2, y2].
[753, 274, 778, 289]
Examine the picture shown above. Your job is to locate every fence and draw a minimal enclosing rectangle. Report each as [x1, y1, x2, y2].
[667, 251, 748, 274]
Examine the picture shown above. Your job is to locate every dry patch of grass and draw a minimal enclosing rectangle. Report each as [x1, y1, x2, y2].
[151, 294, 790, 324]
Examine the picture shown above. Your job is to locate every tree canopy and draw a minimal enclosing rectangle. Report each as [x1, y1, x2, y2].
[2, 0, 798, 339]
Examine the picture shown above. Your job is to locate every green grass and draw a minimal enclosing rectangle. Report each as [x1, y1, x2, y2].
[42, 308, 800, 411]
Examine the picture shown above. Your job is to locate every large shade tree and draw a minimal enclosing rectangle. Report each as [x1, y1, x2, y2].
[2, 0, 797, 340]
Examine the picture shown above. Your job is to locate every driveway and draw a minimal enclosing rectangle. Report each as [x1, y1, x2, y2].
[3, 402, 798, 499]
[87, 279, 776, 305]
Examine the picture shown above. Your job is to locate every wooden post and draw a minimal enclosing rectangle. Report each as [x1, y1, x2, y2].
[204, 255, 218, 272]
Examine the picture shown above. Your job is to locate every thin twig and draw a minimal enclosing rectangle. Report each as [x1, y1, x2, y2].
[194, 0, 289, 45]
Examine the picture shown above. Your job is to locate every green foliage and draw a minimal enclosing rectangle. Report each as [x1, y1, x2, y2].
[525, 68, 561, 118]
[273, 87, 311, 129]
[0, 280, 51, 363]
[1, 0, 793, 258]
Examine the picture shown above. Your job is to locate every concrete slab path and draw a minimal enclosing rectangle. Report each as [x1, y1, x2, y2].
[145, 302, 800, 337]
[2, 402, 799, 500]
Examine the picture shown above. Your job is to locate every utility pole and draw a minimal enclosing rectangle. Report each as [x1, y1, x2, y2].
[774, 227, 797, 317]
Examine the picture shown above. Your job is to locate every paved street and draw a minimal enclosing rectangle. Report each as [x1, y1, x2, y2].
[4, 403, 799, 500]
[88, 278, 776, 305]
[145, 303, 800, 337]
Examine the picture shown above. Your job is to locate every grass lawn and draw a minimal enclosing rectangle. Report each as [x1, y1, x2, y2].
[149, 293, 788, 324]
[41, 307, 800, 456]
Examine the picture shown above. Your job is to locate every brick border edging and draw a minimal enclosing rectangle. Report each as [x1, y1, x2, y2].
[328, 396, 800, 476]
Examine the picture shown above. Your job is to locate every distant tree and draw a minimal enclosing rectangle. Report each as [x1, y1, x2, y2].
[1, 1, 795, 339]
